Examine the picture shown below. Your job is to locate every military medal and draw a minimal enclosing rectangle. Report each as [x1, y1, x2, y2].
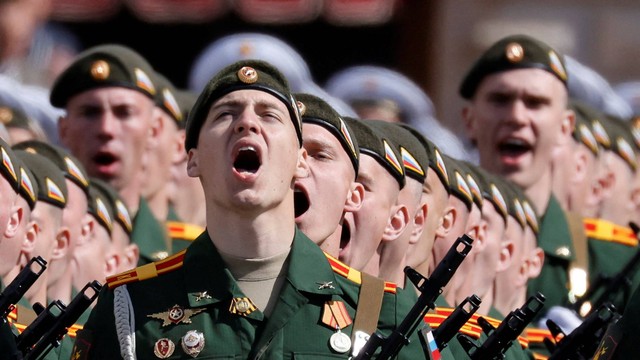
[181, 330, 205, 358]
[148, 305, 205, 327]
[321, 301, 352, 330]
[153, 338, 175, 358]
[229, 297, 257, 316]
[329, 328, 351, 353]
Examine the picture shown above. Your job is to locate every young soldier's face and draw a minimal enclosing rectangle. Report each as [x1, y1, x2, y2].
[465, 68, 570, 189]
[188, 90, 306, 213]
[295, 123, 355, 245]
[59, 88, 157, 191]
[340, 154, 399, 270]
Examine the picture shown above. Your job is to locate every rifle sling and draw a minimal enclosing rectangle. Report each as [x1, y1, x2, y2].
[566, 211, 589, 297]
[352, 272, 385, 342]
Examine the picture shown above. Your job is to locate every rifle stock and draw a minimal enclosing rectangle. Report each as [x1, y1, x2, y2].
[353, 234, 474, 360]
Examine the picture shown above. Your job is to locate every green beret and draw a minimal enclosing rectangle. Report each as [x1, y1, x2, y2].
[397, 124, 450, 192]
[0, 137, 20, 193]
[175, 89, 199, 130]
[457, 161, 483, 210]
[605, 115, 637, 172]
[570, 100, 600, 156]
[91, 177, 133, 236]
[17, 161, 38, 210]
[366, 121, 429, 184]
[343, 117, 405, 189]
[185, 59, 302, 151]
[14, 150, 68, 209]
[0, 106, 29, 130]
[464, 163, 509, 222]
[13, 140, 90, 195]
[460, 34, 568, 99]
[441, 155, 473, 211]
[295, 93, 359, 175]
[154, 73, 186, 128]
[88, 180, 115, 235]
[50, 44, 158, 108]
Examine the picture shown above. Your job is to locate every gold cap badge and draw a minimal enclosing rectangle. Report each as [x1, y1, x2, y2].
[237, 66, 258, 84]
[90, 60, 110, 80]
[505, 42, 524, 63]
[297, 100, 306, 117]
[0, 107, 13, 124]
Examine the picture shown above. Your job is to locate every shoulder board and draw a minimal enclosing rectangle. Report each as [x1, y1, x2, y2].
[166, 221, 205, 241]
[611, 224, 638, 246]
[585, 218, 639, 246]
[526, 327, 554, 344]
[532, 353, 549, 360]
[324, 252, 396, 294]
[423, 308, 482, 339]
[107, 250, 186, 289]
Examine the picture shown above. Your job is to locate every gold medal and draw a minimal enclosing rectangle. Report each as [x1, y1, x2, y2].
[153, 338, 175, 358]
[181, 330, 205, 358]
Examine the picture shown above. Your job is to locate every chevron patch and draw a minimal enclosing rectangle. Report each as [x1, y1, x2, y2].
[340, 118, 358, 159]
[401, 147, 424, 177]
[135, 68, 156, 96]
[383, 140, 403, 175]
[46, 178, 65, 204]
[65, 157, 89, 187]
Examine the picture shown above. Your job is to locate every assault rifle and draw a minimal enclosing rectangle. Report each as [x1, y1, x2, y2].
[0, 257, 47, 322]
[353, 234, 474, 360]
[17, 280, 102, 360]
[546, 302, 618, 360]
[571, 222, 640, 315]
[458, 293, 546, 360]
[432, 294, 482, 351]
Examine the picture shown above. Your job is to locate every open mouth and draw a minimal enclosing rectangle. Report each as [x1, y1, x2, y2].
[93, 152, 118, 168]
[233, 146, 261, 174]
[294, 186, 310, 218]
[497, 138, 532, 158]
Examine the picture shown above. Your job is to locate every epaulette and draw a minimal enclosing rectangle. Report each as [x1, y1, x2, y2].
[526, 327, 553, 360]
[324, 253, 397, 294]
[6, 307, 27, 333]
[166, 221, 205, 241]
[532, 353, 549, 360]
[584, 218, 638, 247]
[106, 250, 186, 289]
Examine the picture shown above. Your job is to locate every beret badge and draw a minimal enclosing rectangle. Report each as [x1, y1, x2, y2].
[237, 66, 258, 84]
[90, 60, 110, 81]
[505, 42, 524, 63]
[296, 100, 306, 116]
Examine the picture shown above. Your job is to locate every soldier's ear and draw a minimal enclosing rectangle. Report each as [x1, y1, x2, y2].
[344, 182, 364, 213]
[558, 108, 576, 145]
[436, 206, 456, 238]
[172, 130, 187, 165]
[123, 243, 140, 271]
[104, 250, 119, 279]
[496, 239, 514, 273]
[294, 147, 309, 179]
[381, 204, 409, 243]
[3, 204, 22, 240]
[528, 246, 545, 279]
[409, 202, 428, 246]
[186, 149, 200, 177]
[461, 105, 477, 144]
[51, 226, 71, 260]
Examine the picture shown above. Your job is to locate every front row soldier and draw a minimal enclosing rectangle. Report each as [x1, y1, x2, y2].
[72, 60, 427, 359]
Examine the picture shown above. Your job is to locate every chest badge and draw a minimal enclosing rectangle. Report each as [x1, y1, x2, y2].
[153, 338, 175, 358]
[148, 305, 205, 327]
[181, 330, 205, 357]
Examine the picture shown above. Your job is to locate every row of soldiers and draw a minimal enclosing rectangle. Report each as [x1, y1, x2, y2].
[0, 32, 639, 359]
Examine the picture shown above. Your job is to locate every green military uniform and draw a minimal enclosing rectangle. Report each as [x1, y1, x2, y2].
[73, 230, 427, 359]
[132, 197, 171, 265]
[596, 283, 640, 359]
[584, 218, 640, 312]
[527, 194, 574, 312]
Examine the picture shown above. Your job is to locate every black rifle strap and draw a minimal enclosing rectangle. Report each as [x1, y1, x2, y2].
[352, 272, 385, 343]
